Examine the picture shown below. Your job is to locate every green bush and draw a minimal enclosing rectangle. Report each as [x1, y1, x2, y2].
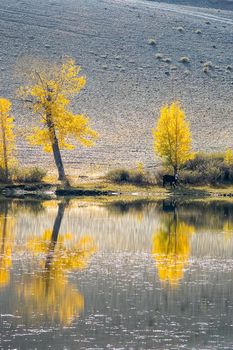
[14, 167, 47, 183]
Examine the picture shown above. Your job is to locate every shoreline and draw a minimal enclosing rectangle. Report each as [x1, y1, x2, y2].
[1, 181, 233, 200]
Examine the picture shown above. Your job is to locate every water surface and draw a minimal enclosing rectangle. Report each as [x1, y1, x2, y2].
[0, 198, 233, 349]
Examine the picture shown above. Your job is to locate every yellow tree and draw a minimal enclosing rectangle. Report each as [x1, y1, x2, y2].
[152, 101, 194, 176]
[224, 149, 233, 166]
[0, 98, 16, 181]
[19, 57, 98, 182]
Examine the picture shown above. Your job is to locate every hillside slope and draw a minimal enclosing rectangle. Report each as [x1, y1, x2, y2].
[0, 0, 232, 174]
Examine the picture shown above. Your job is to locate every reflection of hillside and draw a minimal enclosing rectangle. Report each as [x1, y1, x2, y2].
[152, 213, 195, 286]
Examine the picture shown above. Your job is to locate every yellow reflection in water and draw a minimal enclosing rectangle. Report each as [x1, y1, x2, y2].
[18, 230, 96, 325]
[27, 230, 96, 271]
[0, 211, 14, 289]
[18, 270, 84, 325]
[152, 214, 195, 286]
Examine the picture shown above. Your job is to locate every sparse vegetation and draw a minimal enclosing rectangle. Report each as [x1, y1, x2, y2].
[203, 61, 213, 69]
[155, 53, 163, 60]
[163, 57, 172, 63]
[148, 38, 156, 46]
[179, 56, 190, 63]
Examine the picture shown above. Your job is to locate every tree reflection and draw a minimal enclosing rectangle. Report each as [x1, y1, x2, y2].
[152, 207, 195, 287]
[17, 201, 96, 325]
[0, 203, 14, 289]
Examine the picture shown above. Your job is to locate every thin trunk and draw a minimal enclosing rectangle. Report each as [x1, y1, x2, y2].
[46, 112, 66, 182]
[0, 117, 8, 181]
[45, 201, 67, 270]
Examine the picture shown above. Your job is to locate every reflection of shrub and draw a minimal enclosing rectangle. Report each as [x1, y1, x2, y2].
[106, 168, 153, 186]
[14, 167, 47, 183]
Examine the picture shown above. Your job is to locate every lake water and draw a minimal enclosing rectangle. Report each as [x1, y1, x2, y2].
[0, 197, 233, 349]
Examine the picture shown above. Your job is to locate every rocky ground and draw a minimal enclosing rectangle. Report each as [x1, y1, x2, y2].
[0, 0, 233, 175]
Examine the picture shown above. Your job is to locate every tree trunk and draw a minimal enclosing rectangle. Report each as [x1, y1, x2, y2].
[46, 112, 66, 182]
[45, 201, 67, 270]
[51, 134, 66, 182]
[0, 118, 8, 181]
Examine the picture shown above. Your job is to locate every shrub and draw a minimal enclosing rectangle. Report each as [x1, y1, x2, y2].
[179, 56, 190, 63]
[0, 167, 13, 183]
[155, 153, 233, 186]
[163, 57, 172, 63]
[155, 53, 163, 60]
[14, 167, 47, 183]
[180, 153, 233, 185]
[194, 29, 202, 34]
[148, 38, 156, 46]
[203, 61, 213, 69]
[106, 168, 153, 186]
[177, 26, 184, 32]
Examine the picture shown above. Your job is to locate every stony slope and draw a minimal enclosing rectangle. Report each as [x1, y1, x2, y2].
[0, 0, 232, 175]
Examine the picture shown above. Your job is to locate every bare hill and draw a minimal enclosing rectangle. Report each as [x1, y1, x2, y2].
[0, 0, 233, 174]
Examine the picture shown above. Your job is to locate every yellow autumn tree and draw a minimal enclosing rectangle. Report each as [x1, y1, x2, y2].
[19, 57, 98, 182]
[224, 149, 233, 166]
[151, 213, 195, 286]
[152, 101, 194, 175]
[0, 98, 16, 181]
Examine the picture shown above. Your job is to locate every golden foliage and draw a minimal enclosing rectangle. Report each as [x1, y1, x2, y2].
[224, 149, 233, 166]
[152, 101, 194, 172]
[0, 98, 16, 172]
[19, 57, 98, 152]
[151, 216, 195, 286]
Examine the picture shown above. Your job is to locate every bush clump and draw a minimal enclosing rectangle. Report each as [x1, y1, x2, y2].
[179, 153, 233, 185]
[13, 167, 47, 183]
[106, 168, 153, 186]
